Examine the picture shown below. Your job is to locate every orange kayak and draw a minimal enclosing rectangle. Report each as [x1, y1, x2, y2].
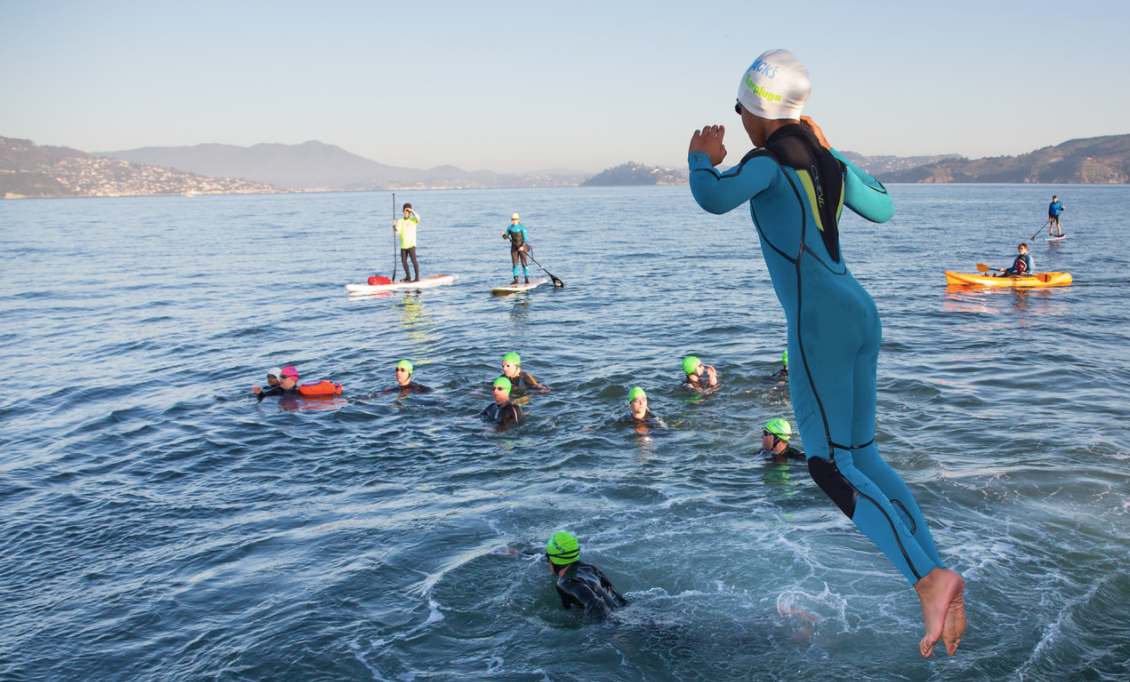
[944, 271, 1072, 287]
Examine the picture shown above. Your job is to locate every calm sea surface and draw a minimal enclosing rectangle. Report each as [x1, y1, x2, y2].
[1, 184, 1128, 681]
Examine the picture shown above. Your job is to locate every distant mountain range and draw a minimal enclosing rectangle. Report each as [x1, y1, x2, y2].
[5, 132, 1129, 199]
[0, 136, 275, 199]
[98, 141, 589, 191]
[581, 162, 687, 186]
[875, 134, 1130, 184]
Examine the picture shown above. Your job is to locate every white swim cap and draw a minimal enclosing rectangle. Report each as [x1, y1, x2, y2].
[737, 49, 810, 121]
[511, 213, 520, 220]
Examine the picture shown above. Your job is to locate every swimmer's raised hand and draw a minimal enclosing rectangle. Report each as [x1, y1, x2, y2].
[689, 125, 727, 166]
[800, 116, 830, 149]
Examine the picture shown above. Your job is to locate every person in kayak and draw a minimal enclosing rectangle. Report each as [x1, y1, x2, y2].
[383, 359, 431, 395]
[1048, 195, 1064, 237]
[759, 418, 804, 463]
[501, 352, 549, 393]
[393, 203, 421, 283]
[254, 365, 300, 401]
[997, 243, 1034, 277]
[501, 213, 530, 285]
[771, 350, 789, 378]
[480, 376, 522, 427]
[687, 49, 964, 657]
[682, 356, 719, 391]
[546, 531, 628, 622]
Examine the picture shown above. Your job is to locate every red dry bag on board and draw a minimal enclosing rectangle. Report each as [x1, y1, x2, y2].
[368, 275, 392, 285]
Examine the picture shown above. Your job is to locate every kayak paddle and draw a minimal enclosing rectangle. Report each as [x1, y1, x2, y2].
[525, 250, 564, 288]
[975, 263, 1001, 273]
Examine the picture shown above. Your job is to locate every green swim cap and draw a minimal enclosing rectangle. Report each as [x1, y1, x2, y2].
[397, 359, 413, 373]
[493, 376, 512, 392]
[782, 350, 788, 366]
[546, 531, 580, 565]
[682, 356, 701, 375]
[628, 387, 646, 403]
[765, 418, 792, 440]
[503, 352, 521, 365]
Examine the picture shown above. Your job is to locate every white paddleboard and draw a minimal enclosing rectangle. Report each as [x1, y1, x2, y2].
[346, 274, 458, 294]
[490, 277, 547, 295]
[1045, 235, 1067, 242]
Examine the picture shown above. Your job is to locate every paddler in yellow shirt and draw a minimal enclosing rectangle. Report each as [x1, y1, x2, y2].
[392, 203, 421, 282]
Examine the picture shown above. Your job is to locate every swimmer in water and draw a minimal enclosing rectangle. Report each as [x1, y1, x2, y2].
[771, 350, 789, 378]
[501, 352, 549, 393]
[687, 48, 964, 656]
[479, 376, 522, 427]
[546, 531, 628, 622]
[624, 386, 665, 435]
[382, 359, 432, 395]
[759, 418, 804, 463]
[682, 356, 719, 391]
[266, 367, 282, 388]
[253, 366, 300, 401]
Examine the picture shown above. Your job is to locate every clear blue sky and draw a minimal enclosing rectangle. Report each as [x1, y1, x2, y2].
[2, 0, 1127, 173]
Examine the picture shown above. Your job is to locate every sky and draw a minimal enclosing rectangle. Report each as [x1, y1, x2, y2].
[2, 0, 1128, 174]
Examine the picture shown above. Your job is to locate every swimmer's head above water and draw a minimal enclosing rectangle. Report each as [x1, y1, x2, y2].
[396, 359, 413, 386]
[546, 531, 580, 574]
[493, 376, 512, 403]
[628, 386, 648, 419]
[502, 352, 521, 378]
[762, 418, 792, 454]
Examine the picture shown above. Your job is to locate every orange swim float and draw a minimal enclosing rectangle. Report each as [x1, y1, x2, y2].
[297, 380, 343, 397]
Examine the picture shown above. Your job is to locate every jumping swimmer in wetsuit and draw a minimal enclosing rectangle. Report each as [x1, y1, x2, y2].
[254, 366, 301, 401]
[502, 213, 530, 285]
[546, 531, 628, 622]
[997, 243, 1034, 277]
[758, 418, 804, 463]
[480, 376, 522, 427]
[688, 49, 965, 658]
[382, 359, 432, 396]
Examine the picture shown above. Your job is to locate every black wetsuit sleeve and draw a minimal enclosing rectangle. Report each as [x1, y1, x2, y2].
[504, 403, 522, 426]
[592, 565, 629, 607]
[556, 578, 612, 620]
[257, 386, 284, 401]
[408, 382, 432, 394]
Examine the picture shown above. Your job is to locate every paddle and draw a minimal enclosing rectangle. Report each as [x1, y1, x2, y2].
[391, 193, 398, 281]
[524, 249, 564, 288]
[1028, 219, 1050, 242]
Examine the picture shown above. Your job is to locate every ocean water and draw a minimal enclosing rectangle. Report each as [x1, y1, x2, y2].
[1, 184, 1128, 681]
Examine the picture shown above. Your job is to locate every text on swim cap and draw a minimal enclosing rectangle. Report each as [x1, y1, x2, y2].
[745, 73, 783, 103]
[751, 60, 778, 78]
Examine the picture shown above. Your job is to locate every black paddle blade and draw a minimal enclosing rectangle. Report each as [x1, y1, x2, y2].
[552, 276, 564, 288]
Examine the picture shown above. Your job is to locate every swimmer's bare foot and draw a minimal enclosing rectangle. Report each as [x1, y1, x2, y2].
[913, 567, 964, 658]
[941, 583, 966, 656]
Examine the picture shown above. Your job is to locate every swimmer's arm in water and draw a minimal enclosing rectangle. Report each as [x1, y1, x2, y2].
[558, 580, 613, 621]
[593, 565, 629, 607]
[688, 125, 776, 215]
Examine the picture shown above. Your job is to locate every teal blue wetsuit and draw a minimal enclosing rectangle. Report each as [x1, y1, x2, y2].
[689, 124, 944, 585]
[505, 223, 530, 279]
